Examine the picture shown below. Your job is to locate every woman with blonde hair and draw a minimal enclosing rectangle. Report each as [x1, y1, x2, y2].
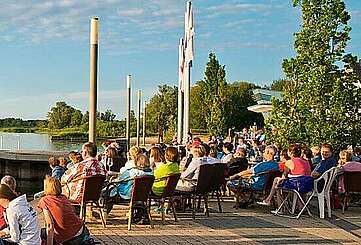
[149, 146, 165, 170]
[38, 176, 90, 245]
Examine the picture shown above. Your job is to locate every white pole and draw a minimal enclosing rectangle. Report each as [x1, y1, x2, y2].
[126, 75, 131, 151]
[142, 101, 146, 146]
[136, 90, 141, 147]
[17, 134, 20, 150]
[89, 17, 99, 144]
[183, 64, 190, 143]
[0, 135, 3, 149]
[178, 38, 184, 144]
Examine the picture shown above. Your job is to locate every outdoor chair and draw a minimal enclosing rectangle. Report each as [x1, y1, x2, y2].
[148, 173, 181, 224]
[228, 158, 248, 176]
[71, 175, 107, 228]
[342, 171, 361, 213]
[233, 170, 282, 208]
[274, 167, 337, 219]
[175, 163, 225, 220]
[104, 175, 155, 231]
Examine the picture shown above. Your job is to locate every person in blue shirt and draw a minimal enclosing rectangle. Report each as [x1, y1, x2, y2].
[227, 145, 279, 207]
[311, 143, 337, 178]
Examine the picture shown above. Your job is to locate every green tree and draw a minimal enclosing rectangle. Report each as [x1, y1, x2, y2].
[267, 0, 361, 150]
[270, 79, 291, 91]
[225, 81, 264, 129]
[70, 109, 83, 127]
[198, 53, 227, 136]
[48, 102, 78, 129]
[100, 110, 116, 122]
[190, 83, 207, 130]
[146, 85, 177, 143]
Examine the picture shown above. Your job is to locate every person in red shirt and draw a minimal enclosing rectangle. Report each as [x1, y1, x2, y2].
[38, 176, 90, 245]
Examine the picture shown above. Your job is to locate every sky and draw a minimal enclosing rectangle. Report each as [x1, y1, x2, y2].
[0, 0, 360, 120]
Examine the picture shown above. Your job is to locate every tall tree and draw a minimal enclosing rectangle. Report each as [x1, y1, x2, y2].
[225, 81, 264, 129]
[48, 102, 78, 129]
[146, 85, 177, 142]
[267, 0, 361, 150]
[198, 53, 227, 136]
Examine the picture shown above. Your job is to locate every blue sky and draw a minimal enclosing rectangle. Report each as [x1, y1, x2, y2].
[0, 0, 360, 120]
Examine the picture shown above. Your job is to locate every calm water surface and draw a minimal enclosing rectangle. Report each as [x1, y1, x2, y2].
[0, 132, 83, 151]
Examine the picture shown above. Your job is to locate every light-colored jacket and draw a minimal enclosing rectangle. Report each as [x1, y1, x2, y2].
[4, 194, 41, 245]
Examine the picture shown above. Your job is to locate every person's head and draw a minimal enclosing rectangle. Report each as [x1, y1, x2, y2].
[235, 147, 247, 158]
[223, 142, 233, 153]
[301, 148, 313, 161]
[191, 145, 206, 158]
[0, 175, 16, 192]
[287, 144, 302, 158]
[150, 147, 165, 163]
[242, 127, 248, 134]
[69, 151, 81, 164]
[106, 147, 117, 158]
[165, 147, 179, 162]
[58, 157, 67, 168]
[209, 146, 217, 158]
[311, 146, 321, 157]
[263, 145, 276, 161]
[81, 142, 97, 159]
[339, 150, 352, 165]
[280, 149, 291, 162]
[238, 137, 245, 145]
[193, 137, 202, 143]
[48, 157, 59, 169]
[128, 146, 141, 160]
[354, 147, 361, 156]
[202, 143, 211, 157]
[44, 176, 62, 196]
[321, 143, 332, 159]
[135, 154, 150, 169]
[0, 184, 17, 208]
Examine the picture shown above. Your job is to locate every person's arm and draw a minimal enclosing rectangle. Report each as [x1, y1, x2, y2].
[180, 160, 197, 179]
[5, 209, 20, 243]
[44, 209, 54, 245]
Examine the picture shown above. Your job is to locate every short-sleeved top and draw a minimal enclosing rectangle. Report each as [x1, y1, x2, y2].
[285, 157, 311, 177]
[251, 160, 279, 190]
[314, 157, 337, 175]
[152, 161, 180, 196]
[38, 195, 83, 244]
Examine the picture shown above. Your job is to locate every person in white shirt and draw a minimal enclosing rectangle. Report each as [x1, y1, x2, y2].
[0, 184, 41, 245]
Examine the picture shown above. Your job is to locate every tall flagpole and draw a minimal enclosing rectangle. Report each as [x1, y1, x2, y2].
[177, 38, 184, 144]
[136, 90, 141, 147]
[126, 75, 131, 151]
[89, 17, 99, 143]
[142, 101, 146, 146]
[183, 1, 194, 144]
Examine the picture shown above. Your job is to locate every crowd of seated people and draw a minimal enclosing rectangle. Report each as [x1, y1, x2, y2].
[2, 127, 361, 244]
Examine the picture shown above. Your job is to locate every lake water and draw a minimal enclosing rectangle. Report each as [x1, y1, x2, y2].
[0, 132, 83, 152]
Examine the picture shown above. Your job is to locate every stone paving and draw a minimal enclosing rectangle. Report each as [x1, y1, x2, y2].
[86, 198, 361, 244]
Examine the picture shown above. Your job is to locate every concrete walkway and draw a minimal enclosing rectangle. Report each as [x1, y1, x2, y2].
[87, 198, 361, 244]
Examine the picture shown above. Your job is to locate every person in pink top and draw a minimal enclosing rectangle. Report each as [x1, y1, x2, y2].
[337, 150, 361, 193]
[258, 144, 313, 206]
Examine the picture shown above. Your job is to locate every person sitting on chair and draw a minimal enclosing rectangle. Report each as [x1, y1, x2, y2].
[105, 154, 153, 213]
[38, 176, 90, 245]
[61, 142, 107, 203]
[176, 145, 207, 192]
[152, 147, 180, 196]
[257, 144, 312, 206]
[311, 143, 337, 178]
[227, 145, 279, 207]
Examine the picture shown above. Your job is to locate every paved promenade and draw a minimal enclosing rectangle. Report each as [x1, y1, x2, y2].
[86, 198, 361, 244]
